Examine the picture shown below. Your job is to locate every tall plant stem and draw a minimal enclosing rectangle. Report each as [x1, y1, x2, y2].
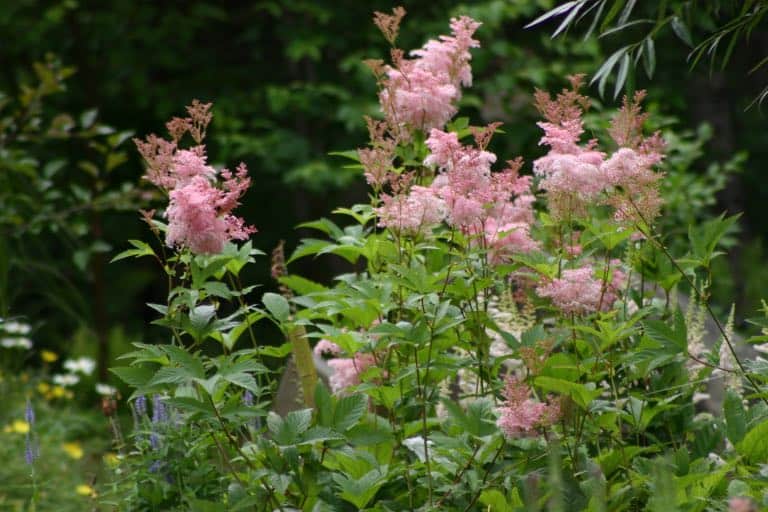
[287, 324, 317, 408]
[205, 393, 284, 511]
[628, 199, 768, 406]
[413, 343, 433, 506]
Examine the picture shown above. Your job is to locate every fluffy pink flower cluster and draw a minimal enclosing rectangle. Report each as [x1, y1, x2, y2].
[380, 16, 480, 133]
[376, 185, 447, 235]
[602, 144, 664, 225]
[496, 376, 559, 438]
[135, 102, 256, 254]
[313, 339, 376, 394]
[536, 262, 626, 315]
[532, 78, 606, 220]
[424, 127, 538, 260]
[728, 497, 757, 512]
[533, 79, 665, 225]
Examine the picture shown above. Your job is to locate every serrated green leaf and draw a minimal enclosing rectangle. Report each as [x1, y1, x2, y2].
[287, 239, 332, 263]
[724, 390, 747, 444]
[535, 376, 600, 409]
[110, 366, 154, 388]
[149, 366, 196, 386]
[737, 418, 768, 463]
[479, 489, 512, 511]
[166, 397, 214, 416]
[315, 382, 334, 428]
[334, 467, 387, 509]
[333, 394, 367, 432]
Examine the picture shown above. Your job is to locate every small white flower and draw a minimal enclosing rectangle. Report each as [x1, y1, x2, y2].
[692, 392, 711, 404]
[2, 321, 31, 335]
[1, 337, 33, 349]
[707, 452, 726, 467]
[53, 374, 80, 387]
[403, 436, 433, 462]
[64, 357, 96, 376]
[95, 383, 117, 396]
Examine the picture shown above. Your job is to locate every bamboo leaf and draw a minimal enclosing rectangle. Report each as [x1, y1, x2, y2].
[525, 1, 580, 30]
[614, 53, 631, 99]
[671, 16, 693, 47]
[643, 38, 656, 78]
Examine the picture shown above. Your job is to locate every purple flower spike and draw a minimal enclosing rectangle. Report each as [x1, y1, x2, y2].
[135, 395, 147, 417]
[25, 398, 35, 426]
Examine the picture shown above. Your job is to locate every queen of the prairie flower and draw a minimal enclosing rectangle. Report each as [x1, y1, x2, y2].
[378, 15, 481, 134]
[376, 185, 447, 235]
[532, 75, 607, 220]
[536, 262, 626, 315]
[496, 376, 559, 438]
[135, 101, 256, 254]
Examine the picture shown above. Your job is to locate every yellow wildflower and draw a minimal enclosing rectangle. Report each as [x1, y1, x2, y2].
[37, 382, 50, 395]
[51, 386, 67, 399]
[5, 420, 30, 434]
[41, 350, 58, 363]
[103, 452, 120, 467]
[75, 484, 96, 497]
[62, 442, 84, 460]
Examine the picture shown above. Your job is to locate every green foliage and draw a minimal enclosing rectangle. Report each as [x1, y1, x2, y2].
[0, 372, 114, 511]
[528, 0, 768, 102]
[0, 3, 761, 511]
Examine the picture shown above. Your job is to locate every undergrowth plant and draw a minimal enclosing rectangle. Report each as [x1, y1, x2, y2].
[106, 7, 768, 512]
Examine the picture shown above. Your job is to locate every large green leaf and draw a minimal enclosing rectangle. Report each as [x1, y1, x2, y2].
[267, 409, 313, 445]
[263, 292, 290, 322]
[333, 394, 368, 432]
[534, 376, 600, 409]
[724, 390, 747, 444]
[737, 418, 768, 464]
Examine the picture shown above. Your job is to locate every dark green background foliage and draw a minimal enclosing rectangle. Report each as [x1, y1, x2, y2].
[1, 0, 767, 374]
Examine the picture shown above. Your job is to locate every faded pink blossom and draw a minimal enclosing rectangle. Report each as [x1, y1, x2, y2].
[327, 353, 376, 394]
[380, 17, 481, 133]
[424, 129, 462, 168]
[165, 174, 256, 254]
[532, 78, 608, 220]
[134, 134, 178, 190]
[496, 376, 559, 438]
[601, 147, 663, 224]
[425, 130, 535, 238]
[484, 219, 539, 264]
[564, 231, 583, 256]
[535, 153, 605, 198]
[170, 149, 217, 188]
[601, 91, 665, 225]
[313, 339, 342, 357]
[411, 16, 480, 88]
[376, 185, 446, 235]
[533, 135, 606, 220]
[358, 146, 394, 187]
[536, 262, 625, 315]
[728, 497, 756, 512]
[380, 67, 458, 132]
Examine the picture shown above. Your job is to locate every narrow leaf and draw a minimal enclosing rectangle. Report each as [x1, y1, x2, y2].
[524, 1, 579, 29]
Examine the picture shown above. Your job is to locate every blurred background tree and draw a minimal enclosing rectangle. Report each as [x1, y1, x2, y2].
[1, 0, 766, 381]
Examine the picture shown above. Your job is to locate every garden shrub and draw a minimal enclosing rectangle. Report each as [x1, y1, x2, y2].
[106, 8, 768, 511]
